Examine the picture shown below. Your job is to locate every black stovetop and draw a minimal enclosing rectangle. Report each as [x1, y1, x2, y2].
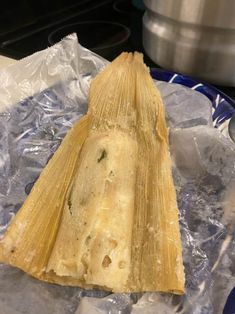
[0, 0, 234, 100]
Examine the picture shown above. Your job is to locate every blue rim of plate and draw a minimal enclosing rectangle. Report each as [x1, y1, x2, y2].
[150, 68, 235, 128]
[150, 68, 235, 313]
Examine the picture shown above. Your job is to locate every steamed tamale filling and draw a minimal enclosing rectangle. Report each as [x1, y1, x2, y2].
[0, 52, 185, 294]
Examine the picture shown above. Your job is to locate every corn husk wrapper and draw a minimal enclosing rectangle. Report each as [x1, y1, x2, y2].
[0, 53, 185, 294]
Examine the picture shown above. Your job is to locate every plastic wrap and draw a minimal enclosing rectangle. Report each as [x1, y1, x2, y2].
[0, 34, 234, 314]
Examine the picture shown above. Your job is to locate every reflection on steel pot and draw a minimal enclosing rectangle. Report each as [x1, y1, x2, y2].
[143, 0, 235, 86]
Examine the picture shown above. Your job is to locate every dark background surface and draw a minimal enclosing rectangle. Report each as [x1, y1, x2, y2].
[0, 0, 141, 59]
[0, 0, 234, 99]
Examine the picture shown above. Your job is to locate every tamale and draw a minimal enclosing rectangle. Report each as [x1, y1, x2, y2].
[0, 52, 185, 294]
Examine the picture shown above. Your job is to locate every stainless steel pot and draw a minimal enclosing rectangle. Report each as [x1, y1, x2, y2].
[143, 0, 235, 86]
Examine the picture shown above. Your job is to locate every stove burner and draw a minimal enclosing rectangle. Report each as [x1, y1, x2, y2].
[48, 21, 130, 60]
[113, 0, 132, 15]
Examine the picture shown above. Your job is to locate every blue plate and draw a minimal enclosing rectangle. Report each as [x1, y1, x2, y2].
[150, 68, 235, 128]
[150, 68, 235, 314]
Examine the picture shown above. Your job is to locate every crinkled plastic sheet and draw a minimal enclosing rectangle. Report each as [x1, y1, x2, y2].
[0, 34, 234, 314]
